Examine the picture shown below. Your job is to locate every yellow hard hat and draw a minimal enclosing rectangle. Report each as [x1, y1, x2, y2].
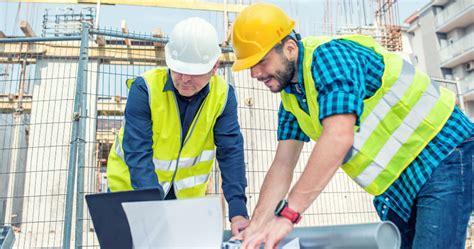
[231, 3, 295, 71]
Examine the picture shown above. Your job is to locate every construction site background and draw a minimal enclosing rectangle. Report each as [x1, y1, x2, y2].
[0, 0, 472, 248]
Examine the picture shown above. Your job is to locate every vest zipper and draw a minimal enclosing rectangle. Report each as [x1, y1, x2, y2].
[163, 92, 208, 198]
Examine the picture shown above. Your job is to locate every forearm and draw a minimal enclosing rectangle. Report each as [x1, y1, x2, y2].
[124, 131, 161, 190]
[221, 179, 248, 219]
[215, 85, 249, 218]
[215, 125, 248, 218]
[123, 125, 157, 189]
[251, 140, 303, 224]
[287, 116, 355, 213]
[251, 161, 294, 223]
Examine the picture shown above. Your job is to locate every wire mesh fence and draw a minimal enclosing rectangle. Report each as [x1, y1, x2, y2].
[0, 36, 83, 248]
[1, 23, 464, 248]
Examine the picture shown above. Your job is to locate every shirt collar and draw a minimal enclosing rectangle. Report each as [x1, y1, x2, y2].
[163, 70, 174, 92]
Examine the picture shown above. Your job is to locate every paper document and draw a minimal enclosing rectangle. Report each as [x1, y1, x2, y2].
[122, 197, 223, 249]
[282, 238, 300, 249]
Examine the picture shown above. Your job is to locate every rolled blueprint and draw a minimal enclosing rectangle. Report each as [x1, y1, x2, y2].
[222, 221, 401, 249]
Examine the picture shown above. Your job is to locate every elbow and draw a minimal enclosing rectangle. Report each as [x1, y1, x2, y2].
[339, 131, 354, 150]
[323, 127, 354, 153]
[335, 134, 354, 156]
[321, 114, 356, 152]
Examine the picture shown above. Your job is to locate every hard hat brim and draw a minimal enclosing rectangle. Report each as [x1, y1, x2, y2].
[165, 44, 219, 75]
[231, 46, 271, 72]
[232, 21, 295, 72]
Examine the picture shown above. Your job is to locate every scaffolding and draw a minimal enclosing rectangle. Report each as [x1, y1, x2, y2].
[42, 7, 95, 37]
[321, 0, 402, 51]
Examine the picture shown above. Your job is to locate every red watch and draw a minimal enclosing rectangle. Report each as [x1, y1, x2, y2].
[274, 199, 302, 224]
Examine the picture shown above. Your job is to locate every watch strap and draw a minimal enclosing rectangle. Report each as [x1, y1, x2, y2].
[275, 199, 302, 224]
[280, 206, 302, 224]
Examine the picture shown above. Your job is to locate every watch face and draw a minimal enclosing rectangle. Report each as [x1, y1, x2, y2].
[274, 199, 287, 216]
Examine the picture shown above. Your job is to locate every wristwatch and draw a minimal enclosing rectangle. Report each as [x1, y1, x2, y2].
[274, 199, 302, 224]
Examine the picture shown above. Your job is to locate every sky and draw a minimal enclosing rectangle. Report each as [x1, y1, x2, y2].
[1, 0, 430, 40]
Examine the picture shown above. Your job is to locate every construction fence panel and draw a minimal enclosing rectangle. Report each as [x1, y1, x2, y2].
[78, 28, 163, 248]
[0, 36, 84, 248]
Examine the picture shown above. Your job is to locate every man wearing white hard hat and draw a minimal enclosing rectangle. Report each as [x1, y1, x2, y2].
[107, 17, 249, 234]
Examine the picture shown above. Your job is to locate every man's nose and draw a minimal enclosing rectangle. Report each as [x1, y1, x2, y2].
[181, 74, 192, 82]
[250, 66, 261, 79]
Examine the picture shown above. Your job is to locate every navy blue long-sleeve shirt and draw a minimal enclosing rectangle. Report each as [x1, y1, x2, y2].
[121, 70, 248, 219]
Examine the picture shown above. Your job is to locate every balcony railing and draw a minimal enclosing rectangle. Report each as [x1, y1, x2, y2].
[439, 32, 474, 64]
[435, 0, 474, 27]
[460, 74, 474, 94]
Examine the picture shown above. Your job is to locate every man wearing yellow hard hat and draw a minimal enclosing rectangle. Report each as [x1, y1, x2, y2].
[107, 17, 249, 235]
[231, 3, 473, 248]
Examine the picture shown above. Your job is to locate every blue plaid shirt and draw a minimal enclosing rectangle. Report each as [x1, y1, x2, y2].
[278, 39, 474, 222]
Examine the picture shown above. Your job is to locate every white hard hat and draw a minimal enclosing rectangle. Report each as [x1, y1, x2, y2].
[165, 17, 221, 75]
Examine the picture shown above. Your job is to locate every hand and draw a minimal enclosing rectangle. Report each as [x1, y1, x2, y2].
[233, 212, 275, 241]
[230, 215, 250, 236]
[241, 217, 294, 249]
[232, 219, 259, 241]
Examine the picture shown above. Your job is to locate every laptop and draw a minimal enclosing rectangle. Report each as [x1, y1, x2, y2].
[85, 189, 163, 249]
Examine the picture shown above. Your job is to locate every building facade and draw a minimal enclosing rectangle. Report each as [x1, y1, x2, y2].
[403, 0, 474, 119]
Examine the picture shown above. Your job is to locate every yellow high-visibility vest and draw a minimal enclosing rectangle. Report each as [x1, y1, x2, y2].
[281, 35, 455, 195]
[107, 68, 229, 198]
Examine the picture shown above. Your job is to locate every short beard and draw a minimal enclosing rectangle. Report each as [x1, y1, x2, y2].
[272, 55, 296, 93]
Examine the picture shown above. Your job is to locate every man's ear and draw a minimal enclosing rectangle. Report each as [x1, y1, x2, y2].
[283, 39, 298, 61]
[211, 61, 220, 75]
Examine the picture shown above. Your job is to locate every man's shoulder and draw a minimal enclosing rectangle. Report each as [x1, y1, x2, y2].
[130, 76, 149, 90]
[209, 75, 231, 94]
[313, 39, 352, 53]
[210, 74, 228, 87]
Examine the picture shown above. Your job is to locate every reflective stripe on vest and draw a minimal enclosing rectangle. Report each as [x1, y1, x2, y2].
[280, 35, 455, 195]
[114, 137, 216, 171]
[115, 134, 125, 162]
[352, 60, 440, 188]
[174, 174, 210, 191]
[152, 150, 215, 171]
[159, 174, 210, 195]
